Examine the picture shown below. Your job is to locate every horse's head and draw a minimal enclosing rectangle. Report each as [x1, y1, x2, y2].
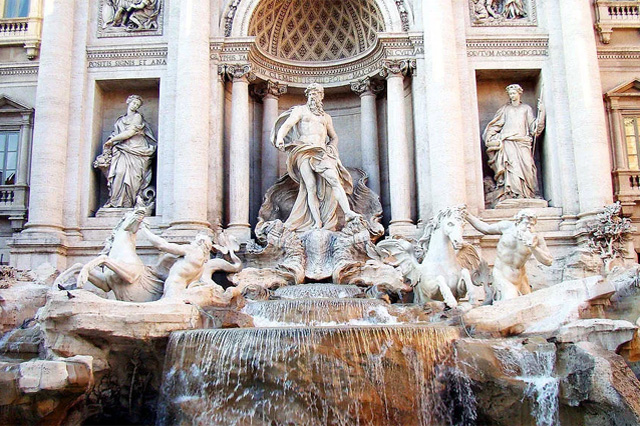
[420, 205, 467, 250]
[120, 207, 146, 233]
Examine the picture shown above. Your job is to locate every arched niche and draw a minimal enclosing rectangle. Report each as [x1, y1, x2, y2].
[225, 0, 408, 38]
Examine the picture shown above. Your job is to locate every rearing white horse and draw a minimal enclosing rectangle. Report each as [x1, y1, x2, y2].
[376, 205, 481, 308]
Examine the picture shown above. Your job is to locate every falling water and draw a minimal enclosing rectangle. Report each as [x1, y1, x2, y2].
[274, 283, 364, 299]
[242, 298, 400, 327]
[494, 342, 559, 426]
[158, 325, 459, 426]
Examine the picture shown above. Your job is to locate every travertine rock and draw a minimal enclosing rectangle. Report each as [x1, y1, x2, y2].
[39, 290, 203, 370]
[557, 342, 640, 425]
[0, 281, 48, 333]
[552, 319, 637, 351]
[463, 276, 615, 335]
[0, 356, 93, 425]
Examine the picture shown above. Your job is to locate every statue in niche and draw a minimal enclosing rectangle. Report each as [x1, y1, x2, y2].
[102, 0, 161, 31]
[94, 95, 157, 210]
[272, 83, 361, 232]
[466, 209, 553, 302]
[483, 84, 545, 207]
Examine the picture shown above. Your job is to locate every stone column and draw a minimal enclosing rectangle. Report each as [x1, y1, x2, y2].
[169, 0, 211, 232]
[24, 0, 75, 235]
[381, 60, 414, 235]
[255, 81, 287, 197]
[558, 0, 613, 213]
[222, 64, 256, 242]
[351, 77, 383, 196]
[422, 0, 467, 213]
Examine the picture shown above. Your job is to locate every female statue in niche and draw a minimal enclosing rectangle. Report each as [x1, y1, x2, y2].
[483, 84, 545, 206]
[94, 94, 157, 209]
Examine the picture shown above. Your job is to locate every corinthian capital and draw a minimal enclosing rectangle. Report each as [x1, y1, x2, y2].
[379, 59, 416, 79]
[350, 77, 384, 97]
[218, 63, 256, 82]
[254, 80, 288, 99]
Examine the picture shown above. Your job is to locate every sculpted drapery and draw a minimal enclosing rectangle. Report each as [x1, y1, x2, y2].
[271, 84, 359, 232]
[483, 84, 545, 202]
[94, 95, 156, 209]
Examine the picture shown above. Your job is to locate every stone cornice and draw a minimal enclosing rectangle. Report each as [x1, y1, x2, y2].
[598, 48, 640, 60]
[0, 64, 38, 76]
[466, 37, 548, 57]
[86, 46, 167, 60]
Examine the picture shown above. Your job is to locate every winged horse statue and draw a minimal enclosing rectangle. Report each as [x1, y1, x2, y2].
[375, 205, 482, 308]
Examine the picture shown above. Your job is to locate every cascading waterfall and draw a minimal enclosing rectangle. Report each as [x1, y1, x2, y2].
[242, 298, 399, 326]
[274, 283, 365, 299]
[158, 325, 459, 426]
[494, 342, 559, 426]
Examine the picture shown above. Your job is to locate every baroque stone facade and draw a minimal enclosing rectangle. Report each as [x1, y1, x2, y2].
[0, 0, 634, 277]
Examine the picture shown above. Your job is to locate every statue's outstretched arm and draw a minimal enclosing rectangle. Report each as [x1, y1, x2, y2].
[140, 227, 187, 256]
[466, 213, 503, 235]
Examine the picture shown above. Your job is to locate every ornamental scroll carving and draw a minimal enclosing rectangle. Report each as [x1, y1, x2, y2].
[98, 0, 163, 38]
[350, 77, 384, 96]
[380, 59, 415, 78]
[254, 81, 288, 100]
[219, 63, 257, 82]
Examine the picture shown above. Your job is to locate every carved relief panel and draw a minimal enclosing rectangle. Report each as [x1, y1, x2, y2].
[98, 0, 164, 38]
[469, 0, 537, 27]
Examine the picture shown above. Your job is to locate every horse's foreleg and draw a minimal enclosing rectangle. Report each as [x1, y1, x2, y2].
[459, 269, 479, 305]
[437, 276, 458, 308]
[85, 268, 111, 293]
[99, 258, 142, 285]
[77, 255, 109, 288]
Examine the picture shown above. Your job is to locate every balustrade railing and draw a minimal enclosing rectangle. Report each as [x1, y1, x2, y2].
[0, 16, 41, 59]
[0, 19, 29, 37]
[595, 1, 640, 43]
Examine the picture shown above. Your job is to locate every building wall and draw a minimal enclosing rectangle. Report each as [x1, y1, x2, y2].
[0, 0, 624, 280]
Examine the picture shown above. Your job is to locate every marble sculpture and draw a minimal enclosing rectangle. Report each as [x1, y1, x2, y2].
[272, 83, 362, 231]
[483, 84, 545, 206]
[376, 205, 482, 308]
[94, 94, 157, 209]
[103, 0, 160, 31]
[54, 208, 241, 303]
[466, 209, 553, 301]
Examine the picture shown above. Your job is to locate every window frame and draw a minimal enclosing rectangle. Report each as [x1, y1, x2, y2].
[2, 0, 30, 18]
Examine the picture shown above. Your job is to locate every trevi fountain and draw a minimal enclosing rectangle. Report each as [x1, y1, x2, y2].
[0, 0, 640, 425]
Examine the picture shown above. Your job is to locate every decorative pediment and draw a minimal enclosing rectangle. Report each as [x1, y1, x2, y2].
[606, 79, 640, 98]
[0, 95, 33, 115]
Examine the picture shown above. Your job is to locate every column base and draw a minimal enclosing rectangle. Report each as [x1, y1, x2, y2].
[388, 220, 417, 239]
[226, 223, 252, 243]
[9, 230, 69, 271]
[164, 220, 213, 243]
